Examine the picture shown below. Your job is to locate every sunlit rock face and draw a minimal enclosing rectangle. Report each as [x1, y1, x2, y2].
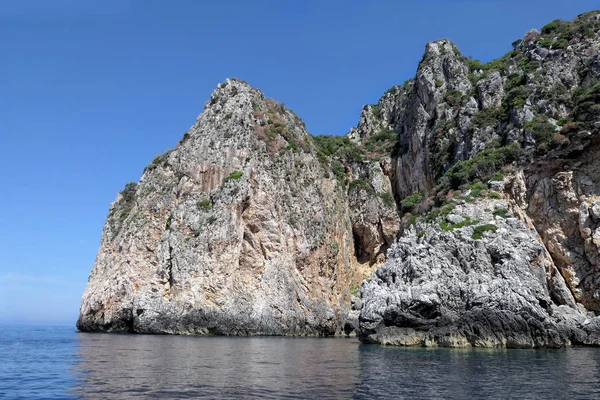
[80, 12, 600, 346]
[77, 78, 394, 335]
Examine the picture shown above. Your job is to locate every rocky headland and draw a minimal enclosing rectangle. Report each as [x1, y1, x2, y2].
[79, 11, 600, 347]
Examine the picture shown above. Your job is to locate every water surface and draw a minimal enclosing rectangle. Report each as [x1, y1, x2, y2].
[1, 326, 599, 399]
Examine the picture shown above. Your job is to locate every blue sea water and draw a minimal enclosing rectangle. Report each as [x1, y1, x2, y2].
[1, 326, 599, 399]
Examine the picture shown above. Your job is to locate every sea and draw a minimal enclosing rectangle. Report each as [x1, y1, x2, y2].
[1, 325, 599, 399]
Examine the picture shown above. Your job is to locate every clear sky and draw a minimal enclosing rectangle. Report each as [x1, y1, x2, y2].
[0, 0, 596, 325]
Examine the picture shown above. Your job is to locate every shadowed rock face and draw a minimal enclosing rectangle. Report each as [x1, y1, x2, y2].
[80, 12, 600, 345]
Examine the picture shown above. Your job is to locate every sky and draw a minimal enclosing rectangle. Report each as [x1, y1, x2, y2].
[0, 0, 597, 326]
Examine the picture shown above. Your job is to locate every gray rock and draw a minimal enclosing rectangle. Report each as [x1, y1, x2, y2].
[446, 214, 464, 224]
[78, 12, 600, 345]
[359, 202, 598, 348]
[77, 79, 392, 336]
[591, 201, 600, 222]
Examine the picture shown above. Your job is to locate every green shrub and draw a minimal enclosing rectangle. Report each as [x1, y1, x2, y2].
[469, 181, 488, 197]
[491, 170, 505, 181]
[542, 19, 566, 35]
[519, 57, 540, 74]
[405, 213, 417, 226]
[553, 38, 569, 49]
[331, 160, 346, 184]
[363, 128, 397, 155]
[524, 116, 557, 150]
[401, 192, 425, 212]
[224, 171, 243, 182]
[440, 215, 477, 232]
[445, 89, 464, 107]
[488, 191, 502, 199]
[538, 38, 554, 48]
[493, 208, 510, 218]
[312, 134, 364, 163]
[371, 104, 381, 118]
[557, 117, 573, 126]
[148, 150, 173, 171]
[121, 182, 137, 202]
[573, 82, 600, 127]
[442, 143, 522, 189]
[197, 199, 212, 210]
[472, 224, 498, 239]
[378, 191, 395, 208]
[349, 177, 373, 193]
[471, 108, 502, 129]
[504, 85, 532, 110]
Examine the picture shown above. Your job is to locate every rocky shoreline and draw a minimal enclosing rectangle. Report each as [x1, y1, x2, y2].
[79, 11, 600, 347]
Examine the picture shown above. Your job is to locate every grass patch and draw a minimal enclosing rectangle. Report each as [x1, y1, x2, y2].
[472, 224, 498, 240]
[224, 171, 243, 182]
[401, 192, 425, 212]
[469, 181, 487, 197]
[440, 215, 478, 232]
[197, 199, 212, 211]
[493, 208, 510, 218]
[440, 143, 522, 190]
[378, 191, 395, 208]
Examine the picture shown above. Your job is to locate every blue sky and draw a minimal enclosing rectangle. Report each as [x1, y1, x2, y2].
[0, 0, 596, 325]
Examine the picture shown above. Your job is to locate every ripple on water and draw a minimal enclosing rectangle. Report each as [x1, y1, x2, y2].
[0, 326, 599, 399]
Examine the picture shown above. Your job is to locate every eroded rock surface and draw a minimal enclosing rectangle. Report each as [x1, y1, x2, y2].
[359, 197, 600, 347]
[80, 12, 600, 346]
[78, 79, 376, 335]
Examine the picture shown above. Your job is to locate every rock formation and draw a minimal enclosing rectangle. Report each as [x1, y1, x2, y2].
[77, 79, 396, 335]
[358, 11, 600, 347]
[79, 11, 600, 347]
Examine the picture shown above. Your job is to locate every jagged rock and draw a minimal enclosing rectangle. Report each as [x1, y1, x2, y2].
[359, 199, 600, 348]
[477, 71, 504, 109]
[590, 201, 600, 222]
[79, 12, 600, 346]
[77, 79, 376, 335]
[446, 214, 464, 224]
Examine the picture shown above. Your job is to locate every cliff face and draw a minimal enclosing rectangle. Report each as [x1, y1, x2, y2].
[80, 11, 600, 346]
[77, 79, 396, 335]
[359, 11, 600, 347]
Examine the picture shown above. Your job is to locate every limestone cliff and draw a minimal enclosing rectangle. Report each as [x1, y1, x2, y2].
[77, 79, 396, 335]
[80, 11, 600, 346]
[359, 11, 600, 347]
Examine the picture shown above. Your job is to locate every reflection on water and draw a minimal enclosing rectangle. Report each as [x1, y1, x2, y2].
[1, 326, 599, 399]
[72, 333, 360, 399]
[354, 345, 600, 399]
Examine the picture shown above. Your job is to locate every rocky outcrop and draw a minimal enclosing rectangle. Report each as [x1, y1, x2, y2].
[78, 79, 376, 335]
[358, 11, 600, 347]
[80, 11, 600, 346]
[359, 195, 600, 347]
